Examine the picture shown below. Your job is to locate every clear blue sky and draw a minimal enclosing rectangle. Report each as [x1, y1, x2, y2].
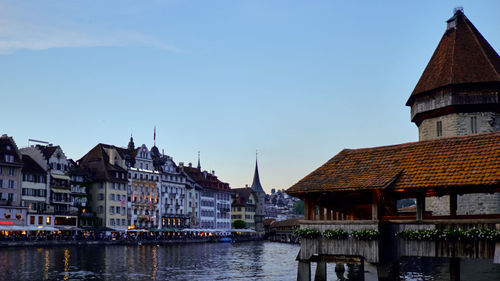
[1, 0, 499, 193]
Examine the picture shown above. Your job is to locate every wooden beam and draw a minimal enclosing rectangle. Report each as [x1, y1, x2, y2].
[372, 190, 381, 221]
[319, 206, 325, 220]
[416, 192, 426, 221]
[450, 192, 457, 218]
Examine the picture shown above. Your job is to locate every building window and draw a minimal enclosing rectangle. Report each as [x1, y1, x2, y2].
[38, 216, 43, 225]
[471, 116, 477, 134]
[436, 121, 442, 137]
[98, 206, 103, 214]
[30, 216, 35, 225]
[46, 216, 51, 224]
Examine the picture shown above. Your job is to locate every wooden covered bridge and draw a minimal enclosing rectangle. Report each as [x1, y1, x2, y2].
[286, 133, 500, 281]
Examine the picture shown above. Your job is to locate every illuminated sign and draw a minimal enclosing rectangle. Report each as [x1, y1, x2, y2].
[0, 221, 14, 225]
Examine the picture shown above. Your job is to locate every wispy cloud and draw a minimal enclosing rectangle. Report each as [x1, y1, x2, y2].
[0, 1, 180, 54]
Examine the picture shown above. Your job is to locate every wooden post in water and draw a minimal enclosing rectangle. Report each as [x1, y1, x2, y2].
[314, 260, 327, 281]
[450, 258, 460, 281]
[297, 261, 311, 281]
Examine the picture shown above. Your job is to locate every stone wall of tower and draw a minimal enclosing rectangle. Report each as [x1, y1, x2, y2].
[426, 193, 500, 216]
[418, 112, 500, 141]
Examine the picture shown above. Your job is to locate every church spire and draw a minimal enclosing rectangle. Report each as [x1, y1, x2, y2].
[197, 151, 201, 170]
[128, 134, 135, 151]
[251, 152, 264, 193]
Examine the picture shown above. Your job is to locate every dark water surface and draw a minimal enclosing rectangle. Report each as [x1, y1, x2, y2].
[0, 242, 499, 280]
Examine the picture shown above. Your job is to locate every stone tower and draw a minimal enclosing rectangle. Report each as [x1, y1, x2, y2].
[406, 8, 500, 141]
[408, 9, 500, 215]
[251, 157, 266, 235]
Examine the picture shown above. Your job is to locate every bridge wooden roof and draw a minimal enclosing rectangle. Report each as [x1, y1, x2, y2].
[287, 133, 499, 196]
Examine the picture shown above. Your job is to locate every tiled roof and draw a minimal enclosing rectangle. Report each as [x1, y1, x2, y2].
[36, 145, 59, 160]
[21, 155, 46, 174]
[78, 144, 128, 183]
[183, 166, 230, 191]
[287, 133, 500, 196]
[0, 135, 23, 166]
[407, 10, 500, 105]
[270, 217, 303, 228]
[231, 187, 255, 207]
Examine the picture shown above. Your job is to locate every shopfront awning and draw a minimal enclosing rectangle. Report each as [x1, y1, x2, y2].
[56, 226, 82, 231]
[50, 188, 71, 194]
[51, 173, 71, 181]
[0, 225, 58, 231]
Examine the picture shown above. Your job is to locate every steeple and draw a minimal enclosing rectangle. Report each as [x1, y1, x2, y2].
[197, 151, 201, 170]
[128, 134, 135, 151]
[251, 152, 264, 193]
[406, 9, 500, 140]
[407, 8, 500, 107]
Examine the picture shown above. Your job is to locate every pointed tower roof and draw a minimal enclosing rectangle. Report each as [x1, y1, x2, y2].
[197, 151, 201, 170]
[406, 9, 500, 106]
[128, 135, 135, 151]
[251, 157, 265, 193]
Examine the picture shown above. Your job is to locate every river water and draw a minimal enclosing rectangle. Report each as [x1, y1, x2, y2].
[0, 241, 499, 280]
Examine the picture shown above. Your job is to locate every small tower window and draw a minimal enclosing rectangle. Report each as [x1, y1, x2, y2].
[470, 116, 477, 134]
[436, 121, 443, 137]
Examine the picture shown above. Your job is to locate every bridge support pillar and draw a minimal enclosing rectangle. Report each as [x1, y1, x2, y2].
[363, 262, 378, 281]
[297, 261, 311, 281]
[314, 261, 327, 281]
[450, 258, 460, 281]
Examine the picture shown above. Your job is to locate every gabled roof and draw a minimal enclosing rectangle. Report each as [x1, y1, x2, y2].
[36, 145, 59, 160]
[0, 134, 23, 166]
[231, 187, 256, 207]
[407, 10, 500, 105]
[287, 132, 500, 196]
[183, 166, 230, 191]
[21, 154, 46, 174]
[78, 144, 128, 183]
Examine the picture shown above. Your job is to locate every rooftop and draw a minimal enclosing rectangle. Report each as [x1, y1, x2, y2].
[287, 132, 500, 196]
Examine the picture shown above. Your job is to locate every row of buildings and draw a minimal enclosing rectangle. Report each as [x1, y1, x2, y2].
[0, 135, 268, 234]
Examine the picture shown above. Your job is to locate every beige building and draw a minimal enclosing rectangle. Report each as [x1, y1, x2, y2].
[79, 144, 129, 231]
[231, 187, 257, 229]
[0, 134, 26, 226]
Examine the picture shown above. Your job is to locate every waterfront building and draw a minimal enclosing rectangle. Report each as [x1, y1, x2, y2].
[68, 160, 94, 227]
[182, 163, 201, 228]
[286, 9, 500, 281]
[231, 187, 257, 229]
[250, 158, 266, 234]
[156, 156, 189, 229]
[184, 164, 231, 230]
[0, 135, 26, 226]
[120, 140, 161, 230]
[21, 144, 78, 230]
[78, 144, 129, 231]
[21, 155, 48, 214]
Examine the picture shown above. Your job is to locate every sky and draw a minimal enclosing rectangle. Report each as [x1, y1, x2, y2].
[1, 0, 499, 193]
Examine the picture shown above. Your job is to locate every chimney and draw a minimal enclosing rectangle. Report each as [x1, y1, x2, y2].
[179, 162, 184, 167]
[212, 170, 215, 176]
[188, 163, 192, 168]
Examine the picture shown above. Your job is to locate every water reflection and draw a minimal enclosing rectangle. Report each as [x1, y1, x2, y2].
[0, 242, 499, 280]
